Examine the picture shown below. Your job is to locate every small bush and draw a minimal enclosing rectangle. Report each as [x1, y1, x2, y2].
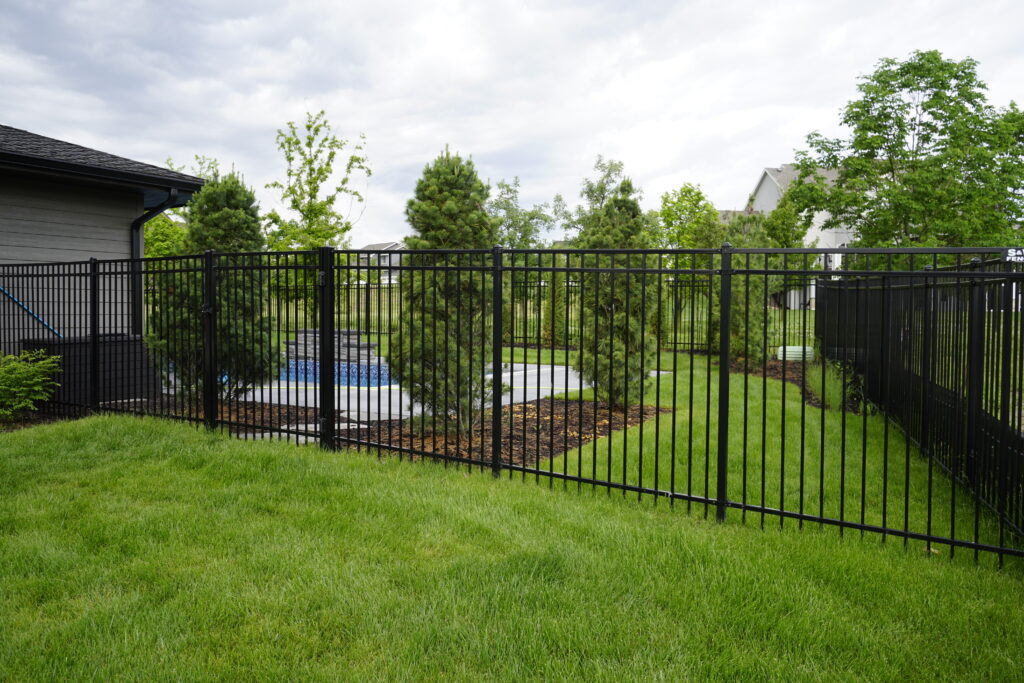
[0, 350, 61, 423]
[804, 358, 874, 415]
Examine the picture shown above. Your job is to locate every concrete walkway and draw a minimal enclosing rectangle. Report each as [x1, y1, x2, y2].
[243, 362, 589, 422]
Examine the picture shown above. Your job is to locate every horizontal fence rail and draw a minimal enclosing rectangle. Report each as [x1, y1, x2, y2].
[3, 246, 1023, 564]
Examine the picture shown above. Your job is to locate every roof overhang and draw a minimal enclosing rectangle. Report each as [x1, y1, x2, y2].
[0, 151, 202, 209]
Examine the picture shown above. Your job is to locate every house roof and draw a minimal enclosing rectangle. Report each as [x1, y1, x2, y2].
[746, 163, 838, 213]
[0, 124, 204, 210]
[360, 241, 404, 250]
[763, 164, 838, 193]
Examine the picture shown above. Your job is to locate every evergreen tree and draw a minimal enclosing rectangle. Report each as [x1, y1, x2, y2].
[147, 172, 279, 402]
[184, 172, 265, 253]
[387, 149, 496, 434]
[573, 178, 656, 408]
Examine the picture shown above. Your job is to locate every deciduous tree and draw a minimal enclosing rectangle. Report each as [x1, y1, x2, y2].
[793, 50, 1024, 247]
[143, 214, 186, 258]
[265, 110, 371, 250]
[659, 183, 722, 249]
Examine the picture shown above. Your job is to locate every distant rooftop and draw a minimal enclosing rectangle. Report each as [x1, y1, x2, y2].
[0, 124, 203, 209]
[360, 241, 404, 250]
[764, 163, 838, 192]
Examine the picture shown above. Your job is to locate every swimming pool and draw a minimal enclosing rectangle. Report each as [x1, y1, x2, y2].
[280, 360, 396, 387]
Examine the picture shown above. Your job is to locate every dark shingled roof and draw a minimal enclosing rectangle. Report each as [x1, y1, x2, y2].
[0, 124, 203, 205]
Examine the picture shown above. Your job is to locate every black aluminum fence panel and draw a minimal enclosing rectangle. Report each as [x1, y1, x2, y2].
[816, 257, 1024, 552]
[3, 246, 1022, 563]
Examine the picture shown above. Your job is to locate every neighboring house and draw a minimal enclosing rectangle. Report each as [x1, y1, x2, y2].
[748, 163, 851, 252]
[746, 163, 850, 309]
[359, 241, 404, 283]
[0, 124, 203, 351]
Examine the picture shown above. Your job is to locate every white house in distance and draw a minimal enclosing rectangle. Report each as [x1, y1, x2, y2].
[359, 241, 404, 283]
[748, 163, 853, 250]
[747, 164, 853, 309]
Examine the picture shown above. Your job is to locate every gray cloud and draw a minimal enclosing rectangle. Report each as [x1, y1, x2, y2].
[2, 0, 1022, 248]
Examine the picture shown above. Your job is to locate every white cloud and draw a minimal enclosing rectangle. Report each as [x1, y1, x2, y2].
[2, 0, 1022, 248]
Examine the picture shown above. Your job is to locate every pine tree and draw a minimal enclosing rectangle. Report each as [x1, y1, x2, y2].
[184, 172, 265, 252]
[147, 172, 279, 401]
[573, 179, 656, 408]
[387, 150, 497, 434]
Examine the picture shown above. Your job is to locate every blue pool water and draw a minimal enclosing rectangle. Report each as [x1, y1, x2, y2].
[280, 359, 396, 387]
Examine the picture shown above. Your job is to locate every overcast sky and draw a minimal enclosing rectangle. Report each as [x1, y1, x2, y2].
[3, 0, 1023, 247]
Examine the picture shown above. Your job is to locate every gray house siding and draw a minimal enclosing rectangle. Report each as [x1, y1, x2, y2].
[0, 172, 139, 353]
[0, 171, 140, 264]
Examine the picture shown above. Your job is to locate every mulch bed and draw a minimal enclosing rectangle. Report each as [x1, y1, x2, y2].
[336, 398, 666, 467]
[1, 411, 74, 433]
[103, 396, 666, 466]
[728, 358, 825, 410]
[104, 397, 319, 434]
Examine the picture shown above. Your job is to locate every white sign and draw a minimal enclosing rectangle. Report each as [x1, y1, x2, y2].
[1007, 248, 1024, 263]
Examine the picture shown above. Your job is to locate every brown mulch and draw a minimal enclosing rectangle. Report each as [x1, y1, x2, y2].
[104, 396, 666, 465]
[336, 398, 667, 466]
[728, 358, 825, 410]
[1, 411, 75, 433]
[105, 396, 319, 434]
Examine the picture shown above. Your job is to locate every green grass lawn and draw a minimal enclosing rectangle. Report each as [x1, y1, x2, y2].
[1, 416, 1023, 679]
[546, 352, 1019, 561]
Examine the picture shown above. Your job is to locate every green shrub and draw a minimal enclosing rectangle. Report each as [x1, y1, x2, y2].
[0, 350, 61, 423]
[804, 358, 874, 415]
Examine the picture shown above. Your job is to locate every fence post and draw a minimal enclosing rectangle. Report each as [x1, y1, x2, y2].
[88, 258, 100, 412]
[716, 243, 732, 522]
[319, 246, 337, 451]
[965, 259, 983, 487]
[920, 265, 934, 465]
[201, 250, 217, 431]
[997, 262, 1013, 558]
[491, 246, 504, 477]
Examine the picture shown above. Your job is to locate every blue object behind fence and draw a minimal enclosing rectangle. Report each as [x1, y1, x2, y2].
[280, 359, 395, 387]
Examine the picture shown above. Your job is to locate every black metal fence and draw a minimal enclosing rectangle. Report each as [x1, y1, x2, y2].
[2, 246, 1022, 563]
[817, 255, 1024, 558]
